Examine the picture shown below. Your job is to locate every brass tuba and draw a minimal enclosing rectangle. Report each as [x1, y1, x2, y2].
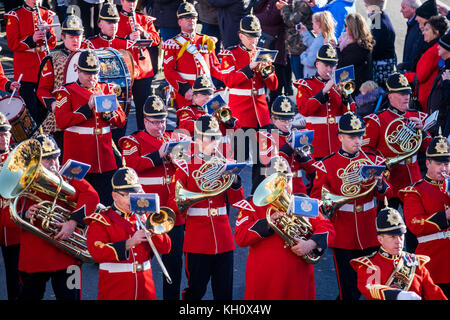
[253, 172, 323, 264]
[0, 139, 94, 263]
[384, 117, 422, 169]
[175, 155, 235, 212]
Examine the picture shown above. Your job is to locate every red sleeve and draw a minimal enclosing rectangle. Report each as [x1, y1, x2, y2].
[309, 162, 328, 200]
[361, 116, 381, 154]
[309, 211, 335, 250]
[166, 165, 189, 218]
[295, 81, 321, 116]
[119, 136, 162, 172]
[0, 62, 9, 92]
[54, 87, 90, 129]
[234, 207, 270, 248]
[419, 262, 448, 300]
[162, 41, 187, 92]
[219, 51, 252, 88]
[176, 108, 196, 137]
[86, 221, 124, 263]
[151, 233, 171, 255]
[5, 11, 34, 52]
[37, 57, 56, 109]
[262, 70, 278, 91]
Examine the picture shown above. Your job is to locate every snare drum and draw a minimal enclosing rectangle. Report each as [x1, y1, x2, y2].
[64, 48, 134, 116]
[0, 96, 37, 144]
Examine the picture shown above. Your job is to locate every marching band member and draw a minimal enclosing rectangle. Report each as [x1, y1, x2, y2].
[162, 2, 224, 110]
[5, 0, 57, 125]
[117, 0, 161, 131]
[234, 156, 334, 300]
[118, 94, 184, 300]
[85, 167, 171, 300]
[17, 134, 100, 300]
[310, 111, 392, 300]
[54, 49, 127, 206]
[167, 114, 244, 300]
[257, 95, 316, 194]
[176, 74, 240, 137]
[0, 61, 21, 94]
[350, 203, 447, 300]
[36, 13, 84, 150]
[362, 72, 432, 251]
[0, 114, 22, 300]
[294, 44, 356, 160]
[399, 132, 450, 298]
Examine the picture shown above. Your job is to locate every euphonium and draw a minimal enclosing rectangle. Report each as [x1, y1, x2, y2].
[253, 172, 323, 264]
[175, 155, 235, 212]
[384, 117, 422, 169]
[0, 139, 94, 263]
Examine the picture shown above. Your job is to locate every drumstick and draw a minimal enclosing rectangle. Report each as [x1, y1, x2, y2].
[8, 74, 23, 105]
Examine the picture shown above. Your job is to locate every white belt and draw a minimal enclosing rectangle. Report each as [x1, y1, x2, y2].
[398, 155, 417, 165]
[305, 116, 342, 124]
[229, 88, 265, 96]
[99, 260, 151, 273]
[340, 199, 376, 213]
[417, 231, 450, 244]
[178, 72, 197, 81]
[66, 126, 111, 135]
[187, 206, 227, 217]
[139, 177, 171, 185]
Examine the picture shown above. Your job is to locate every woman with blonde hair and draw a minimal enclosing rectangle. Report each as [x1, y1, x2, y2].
[337, 12, 376, 94]
[298, 10, 337, 77]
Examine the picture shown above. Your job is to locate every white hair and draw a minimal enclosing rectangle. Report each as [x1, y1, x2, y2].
[403, 0, 422, 9]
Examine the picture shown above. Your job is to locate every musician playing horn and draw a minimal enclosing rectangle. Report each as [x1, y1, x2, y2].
[18, 133, 99, 300]
[234, 156, 334, 300]
[362, 72, 432, 252]
[399, 132, 450, 298]
[54, 49, 126, 206]
[167, 114, 244, 300]
[85, 167, 171, 300]
[350, 203, 447, 300]
[310, 111, 392, 300]
[36, 12, 84, 151]
[5, 0, 57, 126]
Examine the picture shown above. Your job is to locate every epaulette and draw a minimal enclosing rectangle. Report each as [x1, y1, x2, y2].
[416, 254, 430, 270]
[218, 49, 234, 57]
[364, 114, 380, 126]
[118, 135, 139, 148]
[232, 198, 255, 212]
[52, 85, 70, 95]
[84, 206, 111, 226]
[4, 10, 19, 19]
[173, 158, 189, 176]
[162, 39, 180, 50]
[293, 79, 313, 91]
[176, 106, 195, 117]
[350, 251, 378, 271]
[312, 160, 327, 173]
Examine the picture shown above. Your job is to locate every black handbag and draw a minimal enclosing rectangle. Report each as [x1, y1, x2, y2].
[257, 32, 277, 49]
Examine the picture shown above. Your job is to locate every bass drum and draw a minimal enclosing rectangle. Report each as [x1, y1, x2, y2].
[64, 48, 134, 116]
[0, 96, 37, 144]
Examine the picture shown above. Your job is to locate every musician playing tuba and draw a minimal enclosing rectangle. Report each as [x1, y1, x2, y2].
[362, 72, 433, 252]
[310, 111, 392, 301]
[234, 156, 334, 300]
[85, 167, 171, 300]
[167, 114, 245, 300]
[15, 133, 100, 300]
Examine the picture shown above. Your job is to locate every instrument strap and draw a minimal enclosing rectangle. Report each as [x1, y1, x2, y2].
[385, 252, 416, 291]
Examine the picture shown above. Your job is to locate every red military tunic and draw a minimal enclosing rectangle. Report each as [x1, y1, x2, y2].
[167, 154, 244, 254]
[54, 81, 127, 173]
[116, 9, 160, 80]
[233, 198, 335, 300]
[85, 206, 171, 300]
[258, 128, 316, 194]
[118, 130, 183, 224]
[350, 249, 447, 300]
[0, 62, 12, 92]
[163, 33, 223, 109]
[294, 77, 356, 159]
[5, 4, 57, 83]
[0, 150, 21, 247]
[362, 106, 432, 197]
[310, 149, 392, 250]
[17, 178, 99, 273]
[399, 177, 450, 285]
[219, 45, 278, 128]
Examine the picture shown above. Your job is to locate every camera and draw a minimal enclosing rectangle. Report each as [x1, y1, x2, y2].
[295, 23, 303, 31]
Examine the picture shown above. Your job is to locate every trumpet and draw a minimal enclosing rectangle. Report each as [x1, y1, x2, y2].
[213, 105, 232, 123]
[256, 54, 275, 78]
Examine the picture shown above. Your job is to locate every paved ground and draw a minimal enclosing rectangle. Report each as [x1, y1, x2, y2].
[0, 0, 428, 301]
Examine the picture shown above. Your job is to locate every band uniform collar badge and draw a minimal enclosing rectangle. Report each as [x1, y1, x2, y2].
[435, 138, 449, 154]
[280, 99, 291, 113]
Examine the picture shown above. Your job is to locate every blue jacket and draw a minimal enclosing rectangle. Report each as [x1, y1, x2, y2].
[310, 0, 355, 39]
[399, 16, 426, 72]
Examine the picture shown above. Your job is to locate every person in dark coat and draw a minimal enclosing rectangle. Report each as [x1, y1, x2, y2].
[337, 13, 375, 95]
[398, 0, 427, 73]
[151, 0, 193, 41]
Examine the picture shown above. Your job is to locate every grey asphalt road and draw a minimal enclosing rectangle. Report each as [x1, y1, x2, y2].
[0, 0, 431, 301]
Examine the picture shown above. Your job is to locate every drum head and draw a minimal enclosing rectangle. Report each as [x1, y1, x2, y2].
[0, 96, 25, 121]
[64, 50, 82, 84]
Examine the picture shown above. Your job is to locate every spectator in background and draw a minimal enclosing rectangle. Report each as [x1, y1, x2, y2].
[79, 0, 105, 38]
[364, 0, 396, 91]
[307, 0, 356, 40]
[337, 13, 375, 95]
[355, 80, 385, 117]
[277, 0, 314, 80]
[405, 15, 449, 113]
[208, 0, 255, 49]
[255, 0, 290, 103]
[152, 0, 187, 41]
[398, 0, 427, 73]
[298, 10, 336, 78]
[415, 0, 438, 31]
[196, 0, 221, 54]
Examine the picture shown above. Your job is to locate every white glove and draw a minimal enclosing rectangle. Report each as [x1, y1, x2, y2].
[396, 291, 422, 300]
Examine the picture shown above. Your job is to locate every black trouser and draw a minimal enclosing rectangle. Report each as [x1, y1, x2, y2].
[333, 246, 380, 300]
[78, 0, 101, 38]
[19, 81, 46, 127]
[19, 268, 81, 300]
[132, 77, 153, 131]
[1, 244, 22, 300]
[378, 197, 418, 253]
[182, 250, 234, 300]
[85, 170, 116, 207]
[161, 224, 185, 300]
